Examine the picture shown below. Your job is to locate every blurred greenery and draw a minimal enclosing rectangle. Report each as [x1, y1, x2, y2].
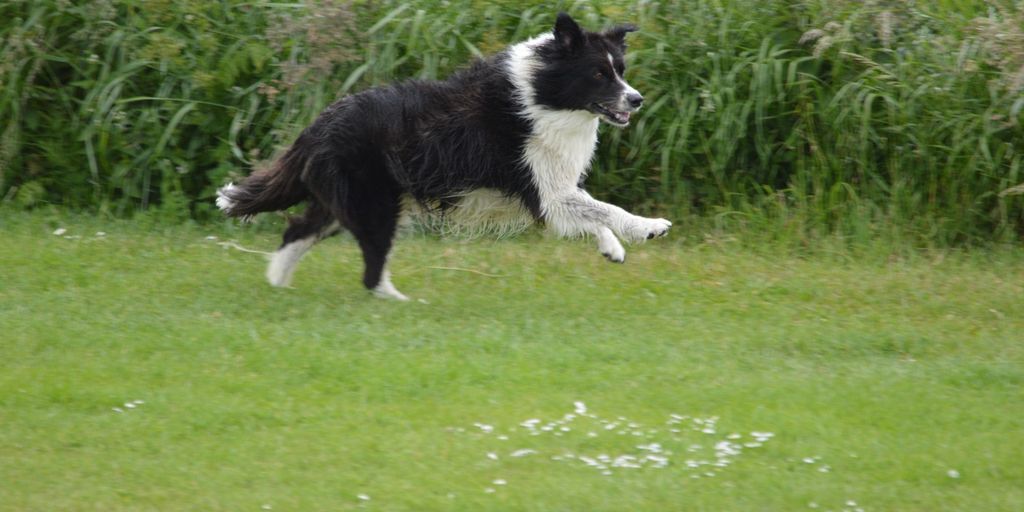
[1, 0, 1022, 245]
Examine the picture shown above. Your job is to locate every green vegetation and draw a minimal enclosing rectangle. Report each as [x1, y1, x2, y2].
[2, 214, 1022, 510]
[2, 1, 1022, 244]
[3, 2, 1021, 508]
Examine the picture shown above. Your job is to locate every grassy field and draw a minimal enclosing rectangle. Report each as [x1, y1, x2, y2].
[1, 213, 1023, 511]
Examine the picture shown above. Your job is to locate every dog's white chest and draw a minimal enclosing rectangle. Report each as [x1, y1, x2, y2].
[522, 110, 600, 202]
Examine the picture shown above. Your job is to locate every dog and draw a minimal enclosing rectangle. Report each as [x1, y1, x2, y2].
[217, 12, 671, 300]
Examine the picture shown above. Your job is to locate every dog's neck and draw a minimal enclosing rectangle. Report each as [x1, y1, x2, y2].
[505, 34, 600, 198]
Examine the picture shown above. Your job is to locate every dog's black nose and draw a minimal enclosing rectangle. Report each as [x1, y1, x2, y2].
[627, 92, 644, 109]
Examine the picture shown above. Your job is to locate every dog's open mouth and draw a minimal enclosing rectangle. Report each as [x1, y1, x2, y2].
[590, 103, 631, 126]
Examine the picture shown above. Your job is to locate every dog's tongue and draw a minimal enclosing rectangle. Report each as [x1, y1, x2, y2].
[616, 111, 631, 124]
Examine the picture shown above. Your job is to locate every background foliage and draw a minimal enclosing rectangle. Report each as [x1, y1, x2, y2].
[2, 0, 1022, 244]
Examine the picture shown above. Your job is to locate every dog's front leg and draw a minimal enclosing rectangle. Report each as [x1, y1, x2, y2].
[545, 190, 671, 262]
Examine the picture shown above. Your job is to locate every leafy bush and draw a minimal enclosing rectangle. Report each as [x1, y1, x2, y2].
[1, 0, 1021, 244]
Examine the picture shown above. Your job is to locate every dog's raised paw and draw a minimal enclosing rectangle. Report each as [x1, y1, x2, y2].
[629, 218, 672, 242]
[597, 231, 626, 263]
[603, 251, 626, 263]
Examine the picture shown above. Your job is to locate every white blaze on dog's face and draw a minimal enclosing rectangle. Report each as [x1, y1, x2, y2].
[529, 13, 643, 127]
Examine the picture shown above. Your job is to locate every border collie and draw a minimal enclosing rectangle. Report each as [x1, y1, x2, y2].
[217, 13, 671, 300]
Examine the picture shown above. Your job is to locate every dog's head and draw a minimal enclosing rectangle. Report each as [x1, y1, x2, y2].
[530, 13, 642, 127]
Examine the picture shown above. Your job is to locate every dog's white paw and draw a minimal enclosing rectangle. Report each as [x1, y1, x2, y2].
[625, 217, 672, 242]
[372, 287, 410, 301]
[598, 234, 626, 263]
[371, 274, 409, 301]
[595, 227, 625, 263]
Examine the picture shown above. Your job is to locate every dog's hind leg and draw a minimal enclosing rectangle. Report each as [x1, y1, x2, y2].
[267, 201, 340, 287]
[345, 187, 408, 301]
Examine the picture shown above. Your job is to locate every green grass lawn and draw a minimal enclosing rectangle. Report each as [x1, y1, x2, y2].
[1, 214, 1022, 511]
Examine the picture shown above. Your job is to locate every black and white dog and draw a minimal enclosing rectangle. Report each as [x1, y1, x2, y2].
[217, 13, 671, 300]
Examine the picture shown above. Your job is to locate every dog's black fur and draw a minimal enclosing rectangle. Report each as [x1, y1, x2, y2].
[218, 13, 663, 297]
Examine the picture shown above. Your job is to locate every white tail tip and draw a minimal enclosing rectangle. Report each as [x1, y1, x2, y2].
[216, 183, 237, 212]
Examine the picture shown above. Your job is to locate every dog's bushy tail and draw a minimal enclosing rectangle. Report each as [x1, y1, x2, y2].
[216, 144, 309, 219]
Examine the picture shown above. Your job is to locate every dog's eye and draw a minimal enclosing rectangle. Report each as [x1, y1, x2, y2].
[594, 71, 605, 80]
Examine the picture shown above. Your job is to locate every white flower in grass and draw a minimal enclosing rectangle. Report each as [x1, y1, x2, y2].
[510, 449, 536, 458]
[486, 452, 498, 461]
[520, 418, 540, 428]
[356, 494, 371, 501]
[492, 479, 506, 486]
[483, 488, 495, 494]
[714, 441, 740, 456]
[53, 228, 67, 236]
[646, 455, 669, 468]
[947, 469, 960, 478]
[574, 401, 587, 414]
[637, 443, 663, 453]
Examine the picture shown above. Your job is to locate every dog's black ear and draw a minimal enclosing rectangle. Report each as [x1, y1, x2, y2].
[554, 12, 585, 52]
[605, 24, 638, 50]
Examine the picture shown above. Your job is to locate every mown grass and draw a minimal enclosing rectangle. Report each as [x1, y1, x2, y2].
[1, 213, 1022, 510]
[2, 1, 1022, 244]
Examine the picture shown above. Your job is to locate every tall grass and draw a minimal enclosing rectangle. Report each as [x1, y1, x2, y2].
[1, 0, 1022, 245]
